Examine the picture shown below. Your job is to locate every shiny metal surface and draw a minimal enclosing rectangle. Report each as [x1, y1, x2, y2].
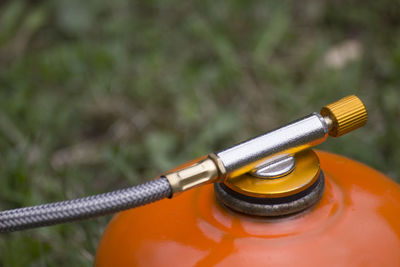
[224, 149, 321, 198]
[217, 113, 328, 179]
[214, 172, 325, 216]
[321, 95, 367, 137]
[250, 155, 295, 179]
[323, 116, 334, 129]
[164, 157, 219, 196]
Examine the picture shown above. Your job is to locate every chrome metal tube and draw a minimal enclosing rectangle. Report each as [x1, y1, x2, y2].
[216, 113, 329, 179]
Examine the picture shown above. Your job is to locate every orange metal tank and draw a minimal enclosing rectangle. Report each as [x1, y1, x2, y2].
[95, 150, 400, 266]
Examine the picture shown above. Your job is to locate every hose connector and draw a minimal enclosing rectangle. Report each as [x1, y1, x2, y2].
[164, 155, 225, 196]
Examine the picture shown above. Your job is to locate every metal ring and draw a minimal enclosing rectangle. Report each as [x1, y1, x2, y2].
[214, 172, 325, 217]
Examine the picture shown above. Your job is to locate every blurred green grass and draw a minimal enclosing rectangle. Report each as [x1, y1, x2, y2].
[0, 0, 399, 265]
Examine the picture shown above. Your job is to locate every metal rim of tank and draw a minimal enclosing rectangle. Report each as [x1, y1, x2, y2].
[214, 172, 325, 217]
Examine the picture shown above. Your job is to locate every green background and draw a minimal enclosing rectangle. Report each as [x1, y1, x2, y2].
[0, 0, 399, 266]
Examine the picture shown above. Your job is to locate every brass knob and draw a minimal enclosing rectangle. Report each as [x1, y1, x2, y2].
[320, 95, 367, 137]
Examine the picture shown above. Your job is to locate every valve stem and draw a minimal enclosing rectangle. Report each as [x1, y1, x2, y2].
[164, 95, 368, 196]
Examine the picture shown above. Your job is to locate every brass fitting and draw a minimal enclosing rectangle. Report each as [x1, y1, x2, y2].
[164, 156, 223, 196]
[224, 149, 321, 198]
[321, 95, 367, 137]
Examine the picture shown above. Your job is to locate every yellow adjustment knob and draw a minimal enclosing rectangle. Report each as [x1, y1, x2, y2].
[320, 95, 367, 137]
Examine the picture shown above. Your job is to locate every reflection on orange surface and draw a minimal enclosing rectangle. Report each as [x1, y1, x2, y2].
[95, 151, 400, 266]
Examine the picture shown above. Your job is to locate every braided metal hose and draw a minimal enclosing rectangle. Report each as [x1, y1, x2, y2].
[0, 177, 171, 233]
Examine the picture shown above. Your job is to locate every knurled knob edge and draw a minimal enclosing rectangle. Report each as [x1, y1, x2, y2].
[320, 95, 367, 137]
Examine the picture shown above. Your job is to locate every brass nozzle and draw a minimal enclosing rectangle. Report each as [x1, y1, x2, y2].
[320, 95, 367, 137]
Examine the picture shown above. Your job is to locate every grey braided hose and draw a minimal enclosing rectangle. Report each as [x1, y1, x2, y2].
[0, 177, 172, 233]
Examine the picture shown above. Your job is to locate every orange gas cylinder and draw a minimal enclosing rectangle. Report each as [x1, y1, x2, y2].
[95, 150, 400, 266]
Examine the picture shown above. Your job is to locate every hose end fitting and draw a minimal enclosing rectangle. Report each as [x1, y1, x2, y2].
[164, 155, 224, 197]
[320, 95, 367, 137]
